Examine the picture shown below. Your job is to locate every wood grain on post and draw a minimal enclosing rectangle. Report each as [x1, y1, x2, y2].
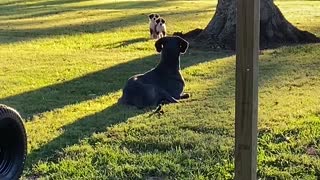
[235, 0, 260, 179]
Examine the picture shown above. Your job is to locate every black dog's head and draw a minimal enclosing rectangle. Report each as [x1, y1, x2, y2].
[155, 36, 189, 55]
[148, 13, 160, 21]
[155, 17, 166, 26]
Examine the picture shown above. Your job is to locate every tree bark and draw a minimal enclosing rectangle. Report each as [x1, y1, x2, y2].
[194, 0, 320, 50]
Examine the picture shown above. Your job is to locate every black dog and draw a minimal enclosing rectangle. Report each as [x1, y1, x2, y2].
[119, 36, 190, 109]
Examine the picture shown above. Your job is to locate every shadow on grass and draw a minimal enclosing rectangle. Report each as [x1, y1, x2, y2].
[20, 50, 232, 172]
[0, 0, 165, 19]
[0, 0, 203, 21]
[114, 37, 150, 48]
[0, 7, 211, 44]
[1, 49, 231, 119]
[30, 0, 92, 7]
[111, 45, 320, 156]
[25, 102, 145, 168]
[0, 13, 146, 44]
[23, 43, 320, 178]
[78, 49, 320, 180]
[1, 54, 157, 118]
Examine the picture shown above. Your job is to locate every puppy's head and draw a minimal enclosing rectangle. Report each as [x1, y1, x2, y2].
[148, 13, 160, 22]
[155, 18, 166, 26]
[155, 36, 189, 54]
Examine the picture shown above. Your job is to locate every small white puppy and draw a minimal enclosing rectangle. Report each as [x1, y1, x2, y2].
[148, 13, 160, 39]
[155, 17, 166, 39]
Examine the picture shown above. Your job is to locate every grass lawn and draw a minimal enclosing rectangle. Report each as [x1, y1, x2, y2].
[1, 0, 320, 179]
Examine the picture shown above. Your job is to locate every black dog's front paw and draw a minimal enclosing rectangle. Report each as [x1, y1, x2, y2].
[180, 93, 190, 99]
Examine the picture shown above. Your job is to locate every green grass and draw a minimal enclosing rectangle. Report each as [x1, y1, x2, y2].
[0, 0, 320, 179]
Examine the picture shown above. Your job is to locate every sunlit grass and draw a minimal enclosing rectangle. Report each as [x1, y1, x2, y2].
[0, 0, 319, 179]
[276, 1, 320, 36]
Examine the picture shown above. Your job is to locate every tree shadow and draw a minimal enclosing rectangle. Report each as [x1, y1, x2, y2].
[22, 50, 232, 172]
[30, 0, 92, 7]
[0, 49, 232, 119]
[20, 52, 229, 174]
[0, 7, 211, 44]
[0, 13, 145, 44]
[25, 102, 146, 169]
[0, 0, 26, 6]
[76, 1, 166, 11]
[0, 54, 156, 118]
[0, 1, 168, 20]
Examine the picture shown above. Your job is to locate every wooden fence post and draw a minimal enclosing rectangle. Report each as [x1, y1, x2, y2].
[235, 0, 260, 179]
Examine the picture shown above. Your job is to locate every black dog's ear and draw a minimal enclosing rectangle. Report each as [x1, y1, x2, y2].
[148, 14, 154, 19]
[178, 36, 189, 54]
[155, 37, 165, 53]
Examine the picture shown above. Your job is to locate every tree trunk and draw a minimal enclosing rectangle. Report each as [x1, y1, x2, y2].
[196, 0, 320, 50]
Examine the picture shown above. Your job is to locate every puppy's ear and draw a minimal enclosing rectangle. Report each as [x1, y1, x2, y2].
[178, 36, 189, 54]
[155, 37, 165, 53]
[162, 18, 166, 24]
[148, 14, 154, 19]
[156, 19, 160, 24]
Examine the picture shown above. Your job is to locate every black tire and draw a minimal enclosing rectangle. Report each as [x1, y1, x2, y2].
[0, 104, 27, 180]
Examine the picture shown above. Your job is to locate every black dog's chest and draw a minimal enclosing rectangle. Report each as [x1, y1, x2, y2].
[158, 73, 184, 97]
